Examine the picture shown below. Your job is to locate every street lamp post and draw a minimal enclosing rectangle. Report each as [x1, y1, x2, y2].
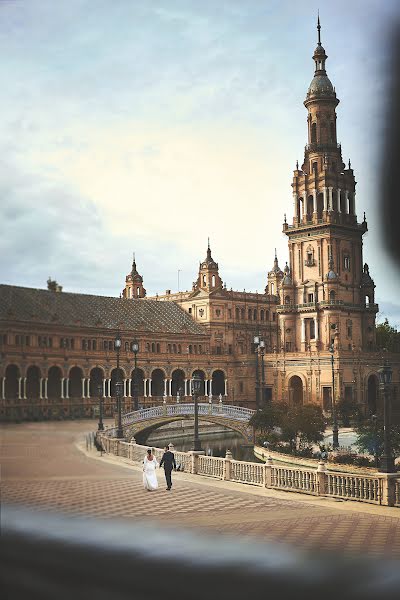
[114, 331, 124, 439]
[131, 340, 139, 411]
[97, 382, 104, 431]
[329, 345, 339, 449]
[371, 414, 379, 469]
[254, 335, 260, 409]
[192, 373, 203, 452]
[259, 340, 266, 407]
[378, 360, 395, 473]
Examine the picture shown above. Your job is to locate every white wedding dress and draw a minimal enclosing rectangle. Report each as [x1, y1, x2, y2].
[143, 456, 159, 491]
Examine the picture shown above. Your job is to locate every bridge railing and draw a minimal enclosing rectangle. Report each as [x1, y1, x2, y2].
[95, 432, 399, 507]
[121, 403, 255, 427]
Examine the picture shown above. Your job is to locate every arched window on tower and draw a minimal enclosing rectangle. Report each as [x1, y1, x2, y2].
[260, 309, 264, 321]
[235, 307, 240, 320]
[330, 122, 335, 143]
[311, 122, 317, 144]
[212, 274, 215, 287]
[329, 290, 336, 303]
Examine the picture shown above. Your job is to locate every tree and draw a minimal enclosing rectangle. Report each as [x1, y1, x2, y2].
[336, 396, 361, 427]
[249, 403, 285, 435]
[376, 318, 400, 352]
[280, 405, 326, 453]
[355, 417, 400, 463]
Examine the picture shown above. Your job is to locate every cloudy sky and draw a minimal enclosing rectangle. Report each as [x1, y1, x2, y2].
[1, 0, 400, 323]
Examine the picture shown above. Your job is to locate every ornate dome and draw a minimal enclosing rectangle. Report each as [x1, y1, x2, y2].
[282, 263, 292, 286]
[306, 74, 335, 99]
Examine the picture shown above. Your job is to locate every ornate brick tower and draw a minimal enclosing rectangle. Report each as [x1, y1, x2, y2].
[195, 240, 223, 292]
[122, 255, 146, 299]
[278, 17, 378, 382]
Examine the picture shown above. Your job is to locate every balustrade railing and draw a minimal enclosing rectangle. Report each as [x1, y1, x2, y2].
[271, 466, 319, 494]
[326, 472, 381, 504]
[197, 455, 225, 478]
[121, 403, 255, 427]
[230, 461, 264, 486]
[95, 430, 399, 507]
[395, 479, 400, 507]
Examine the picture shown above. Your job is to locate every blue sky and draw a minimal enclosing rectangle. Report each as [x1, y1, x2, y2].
[1, 0, 400, 324]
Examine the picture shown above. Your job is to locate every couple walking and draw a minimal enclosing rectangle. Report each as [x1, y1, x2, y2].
[142, 445, 176, 491]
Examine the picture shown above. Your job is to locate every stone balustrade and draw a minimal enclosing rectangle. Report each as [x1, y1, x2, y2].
[121, 403, 255, 427]
[95, 431, 400, 507]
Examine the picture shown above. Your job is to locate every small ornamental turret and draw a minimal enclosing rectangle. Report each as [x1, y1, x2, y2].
[266, 249, 284, 295]
[122, 254, 146, 299]
[195, 239, 223, 292]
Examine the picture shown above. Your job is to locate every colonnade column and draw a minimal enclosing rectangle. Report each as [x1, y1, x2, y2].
[184, 379, 188, 396]
[345, 190, 350, 214]
[323, 187, 327, 212]
[224, 379, 228, 396]
[209, 380, 213, 396]
[148, 379, 152, 397]
[1, 377, 6, 400]
[18, 377, 22, 400]
[102, 378, 107, 397]
[44, 378, 48, 399]
[23, 377, 27, 399]
[293, 192, 299, 221]
[313, 189, 317, 213]
[301, 318, 306, 349]
[337, 189, 341, 213]
[61, 377, 65, 398]
[86, 378, 90, 398]
[65, 378, 70, 398]
[81, 378, 86, 398]
[314, 316, 319, 341]
[144, 378, 148, 397]
[128, 379, 132, 397]
[328, 187, 333, 211]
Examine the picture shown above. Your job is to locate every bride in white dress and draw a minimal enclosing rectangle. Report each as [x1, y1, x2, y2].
[143, 448, 159, 491]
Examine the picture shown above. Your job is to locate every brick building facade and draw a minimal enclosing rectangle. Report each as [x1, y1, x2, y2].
[0, 20, 398, 422]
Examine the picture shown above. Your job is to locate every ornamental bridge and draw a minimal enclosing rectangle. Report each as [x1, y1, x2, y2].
[117, 403, 256, 444]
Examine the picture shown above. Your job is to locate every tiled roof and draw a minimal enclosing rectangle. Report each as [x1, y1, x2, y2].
[0, 285, 206, 336]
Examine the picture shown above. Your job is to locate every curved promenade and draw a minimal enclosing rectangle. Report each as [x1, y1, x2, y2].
[2, 420, 400, 559]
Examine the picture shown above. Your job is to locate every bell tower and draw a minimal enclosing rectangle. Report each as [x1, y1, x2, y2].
[122, 254, 146, 299]
[279, 17, 377, 353]
[195, 240, 223, 292]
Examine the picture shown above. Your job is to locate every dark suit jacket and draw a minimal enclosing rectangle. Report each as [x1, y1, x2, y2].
[160, 451, 176, 471]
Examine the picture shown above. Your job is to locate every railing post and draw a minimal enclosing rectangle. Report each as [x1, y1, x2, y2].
[163, 399, 167, 416]
[188, 451, 198, 474]
[316, 461, 327, 496]
[264, 456, 273, 488]
[224, 449, 232, 481]
[378, 473, 398, 506]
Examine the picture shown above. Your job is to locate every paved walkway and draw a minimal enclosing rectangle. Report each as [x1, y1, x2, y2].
[1, 420, 400, 559]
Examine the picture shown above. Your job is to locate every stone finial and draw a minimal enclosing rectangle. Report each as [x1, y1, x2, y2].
[130, 437, 136, 444]
[266, 456, 273, 466]
[317, 461, 327, 472]
[225, 449, 233, 460]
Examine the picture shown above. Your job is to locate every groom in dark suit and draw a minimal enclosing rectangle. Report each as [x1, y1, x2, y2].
[160, 445, 176, 490]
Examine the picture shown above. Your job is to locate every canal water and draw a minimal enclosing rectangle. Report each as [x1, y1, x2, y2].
[158, 432, 263, 463]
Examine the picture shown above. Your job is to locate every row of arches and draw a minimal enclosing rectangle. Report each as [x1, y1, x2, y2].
[1, 365, 227, 400]
[296, 190, 355, 222]
[288, 373, 382, 414]
[235, 307, 273, 322]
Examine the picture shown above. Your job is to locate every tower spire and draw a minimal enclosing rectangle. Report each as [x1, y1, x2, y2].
[317, 12, 321, 46]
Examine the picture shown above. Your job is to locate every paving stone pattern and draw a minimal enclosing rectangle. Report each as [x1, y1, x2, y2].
[1, 421, 400, 558]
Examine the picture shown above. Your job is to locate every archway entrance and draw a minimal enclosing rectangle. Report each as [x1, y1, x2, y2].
[171, 369, 185, 397]
[151, 369, 164, 397]
[69, 366, 83, 398]
[48, 366, 62, 399]
[192, 370, 205, 396]
[5, 364, 20, 399]
[26, 366, 41, 399]
[89, 367, 104, 397]
[131, 368, 145, 397]
[367, 374, 379, 415]
[212, 370, 225, 396]
[288, 376, 303, 406]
